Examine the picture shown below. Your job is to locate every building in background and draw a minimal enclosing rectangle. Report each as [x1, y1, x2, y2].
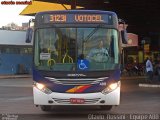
[1, 22, 28, 30]
[0, 30, 33, 75]
[22, 23, 29, 30]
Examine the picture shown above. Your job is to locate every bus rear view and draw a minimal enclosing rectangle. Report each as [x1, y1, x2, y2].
[30, 10, 123, 111]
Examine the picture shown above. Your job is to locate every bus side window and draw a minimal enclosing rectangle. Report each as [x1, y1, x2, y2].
[121, 30, 128, 44]
[108, 35, 115, 58]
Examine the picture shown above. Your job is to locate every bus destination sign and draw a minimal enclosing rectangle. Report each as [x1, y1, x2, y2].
[43, 14, 112, 24]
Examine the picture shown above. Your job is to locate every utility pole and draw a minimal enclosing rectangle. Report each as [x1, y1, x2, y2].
[141, 40, 145, 62]
[71, 0, 76, 9]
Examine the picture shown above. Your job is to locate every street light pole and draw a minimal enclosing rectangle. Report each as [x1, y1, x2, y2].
[141, 40, 145, 62]
[71, 0, 76, 9]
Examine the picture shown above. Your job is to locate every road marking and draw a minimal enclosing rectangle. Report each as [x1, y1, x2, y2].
[0, 96, 33, 103]
[139, 83, 160, 88]
[10, 96, 33, 101]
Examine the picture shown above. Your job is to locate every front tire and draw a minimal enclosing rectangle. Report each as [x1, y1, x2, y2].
[40, 105, 52, 111]
[100, 105, 112, 111]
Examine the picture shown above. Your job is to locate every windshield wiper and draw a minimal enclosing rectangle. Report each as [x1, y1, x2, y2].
[81, 24, 104, 55]
[83, 24, 104, 42]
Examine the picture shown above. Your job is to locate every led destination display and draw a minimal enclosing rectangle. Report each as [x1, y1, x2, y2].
[43, 13, 113, 24]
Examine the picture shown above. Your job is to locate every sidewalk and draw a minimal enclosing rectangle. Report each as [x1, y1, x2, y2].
[0, 74, 32, 79]
[121, 75, 146, 80]
[121, 75, 160, 87]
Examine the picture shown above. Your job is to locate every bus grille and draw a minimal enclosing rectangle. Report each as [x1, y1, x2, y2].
[45, 77, 108, 85]
[52, 98, 101, 104]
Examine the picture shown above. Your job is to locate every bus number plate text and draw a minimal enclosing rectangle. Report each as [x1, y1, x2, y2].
[70, 98, 85, 104]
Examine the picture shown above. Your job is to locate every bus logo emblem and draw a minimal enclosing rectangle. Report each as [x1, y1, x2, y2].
[67, 74, 86, 77]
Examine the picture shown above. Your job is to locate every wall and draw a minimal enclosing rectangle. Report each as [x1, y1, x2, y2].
[0, 53, 32, 75]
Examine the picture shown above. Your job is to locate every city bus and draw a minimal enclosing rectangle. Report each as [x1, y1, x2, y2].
[26, 10, 127, 111]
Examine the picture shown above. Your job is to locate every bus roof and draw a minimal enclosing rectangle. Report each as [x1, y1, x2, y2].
[36, 10, 117, 17]
[35, 10, 118, 26]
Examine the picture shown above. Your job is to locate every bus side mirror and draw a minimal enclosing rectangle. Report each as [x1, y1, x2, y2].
[26, 28, 33, 43]
[121, 30, 128, 44]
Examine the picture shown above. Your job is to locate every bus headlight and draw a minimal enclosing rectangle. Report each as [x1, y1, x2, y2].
[34, 82, 52, 94]
[36, 83, 45, 90]
[101, 81, 120, 94]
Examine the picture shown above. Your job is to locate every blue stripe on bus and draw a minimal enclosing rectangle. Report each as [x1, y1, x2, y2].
[33, 68, 120, 93]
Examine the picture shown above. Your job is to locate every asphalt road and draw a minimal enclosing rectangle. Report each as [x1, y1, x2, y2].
[0, 77, 160, 120]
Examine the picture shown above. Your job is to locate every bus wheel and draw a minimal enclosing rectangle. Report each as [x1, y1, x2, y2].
[100, 105, 112, 111]
[40, 105, 52, 111]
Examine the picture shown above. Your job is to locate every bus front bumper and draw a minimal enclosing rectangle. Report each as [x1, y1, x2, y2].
[33, 86, 120, 106]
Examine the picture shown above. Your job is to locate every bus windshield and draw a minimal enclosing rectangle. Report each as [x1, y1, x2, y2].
[34, 27, 119, 71]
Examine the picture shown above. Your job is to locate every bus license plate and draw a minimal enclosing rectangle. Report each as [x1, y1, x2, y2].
[70, 98, 85, 104]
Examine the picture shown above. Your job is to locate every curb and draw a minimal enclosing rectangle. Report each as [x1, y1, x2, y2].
[0, 75, 32, 79]
[139, 83, 160, 88]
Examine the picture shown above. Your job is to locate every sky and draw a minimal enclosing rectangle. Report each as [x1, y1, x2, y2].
[0, 0, 34, 27]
